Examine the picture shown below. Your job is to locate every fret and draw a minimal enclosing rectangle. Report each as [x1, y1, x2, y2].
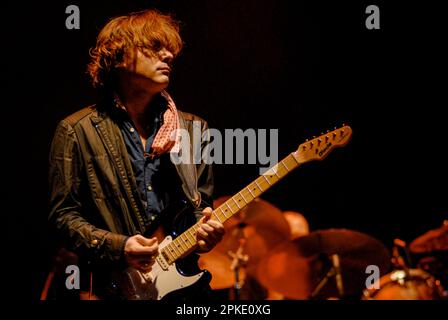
[178, 234, 189, 252]
[290, 153, 300, 165]
[232, 197, 242, 209]
[247, 186, 256, 198]
[262, 175, 272, 185]
[225, 202, 234, 215]
[254, 179, 264, 192]
[281, 160, 290, 171]
[213, 212, 222, 223]
[166, 243, 179, 260]
[284, 156, 299, 170]
[187, 227, 196, 241]
[184, 230, 195, 247]
[175, 239, 186, 256]
[169, 241, 182, 258]
[277, 164, 288, 177]
[220, 206, 228, 219]
[272, 166, 281, 178]
[238, 191, 248, 204]
[173, 238, 185, 254]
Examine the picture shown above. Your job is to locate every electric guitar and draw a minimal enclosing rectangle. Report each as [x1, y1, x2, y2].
[108, 125, 353, 300]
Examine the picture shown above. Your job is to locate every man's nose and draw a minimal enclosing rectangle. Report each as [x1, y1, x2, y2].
[159, 48, 174, 64]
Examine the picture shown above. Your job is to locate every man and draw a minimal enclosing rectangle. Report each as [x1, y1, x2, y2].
[283, 211, 310, 240]
[47, 9, 224, 300]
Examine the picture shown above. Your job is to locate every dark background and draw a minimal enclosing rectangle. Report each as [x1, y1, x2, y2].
[4, 0, 447, 301]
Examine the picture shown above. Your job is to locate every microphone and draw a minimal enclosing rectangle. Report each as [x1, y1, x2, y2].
[331, 254, 344, 297]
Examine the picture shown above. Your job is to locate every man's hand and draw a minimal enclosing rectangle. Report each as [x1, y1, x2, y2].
[196, 207, 225, 253]
[124, 235, 159, 272]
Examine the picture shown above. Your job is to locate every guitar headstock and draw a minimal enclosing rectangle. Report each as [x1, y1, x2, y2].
[293, 125, 352, 163]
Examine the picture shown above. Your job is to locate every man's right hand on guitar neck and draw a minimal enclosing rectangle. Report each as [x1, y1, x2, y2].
[124, 235, 159, 272]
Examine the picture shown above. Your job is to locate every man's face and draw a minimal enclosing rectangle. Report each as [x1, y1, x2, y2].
[119, 47, 174, 92]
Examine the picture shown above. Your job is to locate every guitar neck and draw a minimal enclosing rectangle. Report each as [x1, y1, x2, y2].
[160, 152, 303, 265]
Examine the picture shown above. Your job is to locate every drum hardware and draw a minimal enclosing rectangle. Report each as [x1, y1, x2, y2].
[257, 229, 391, 299]
[362, 268, 445, 300]
[309, 254, 344, 299]
[363, 234, 446, 300]
[392, 238, 413, 269]
[228, 238, 249, 300]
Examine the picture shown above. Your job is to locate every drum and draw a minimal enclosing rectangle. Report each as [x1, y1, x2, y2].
[363, 269, 445, 300]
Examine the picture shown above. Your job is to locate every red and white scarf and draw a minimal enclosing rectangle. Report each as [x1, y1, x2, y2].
[114, 90, 181, 157]
[152, 91, 181, 156]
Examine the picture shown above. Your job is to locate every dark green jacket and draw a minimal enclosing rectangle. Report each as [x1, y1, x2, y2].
[48, 104, 213, 267]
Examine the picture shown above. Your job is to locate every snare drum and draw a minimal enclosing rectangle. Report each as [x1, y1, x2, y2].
[363, 269, 445, 300]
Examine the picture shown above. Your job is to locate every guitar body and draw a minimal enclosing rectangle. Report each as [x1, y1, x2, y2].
[95, 200, 213, 300]
[115, 235, 211, 300]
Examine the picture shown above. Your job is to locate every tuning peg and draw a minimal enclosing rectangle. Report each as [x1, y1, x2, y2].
[317, 138, 322, 145]
[326, 129, 330, 133]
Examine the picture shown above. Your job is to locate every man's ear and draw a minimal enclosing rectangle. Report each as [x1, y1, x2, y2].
[117, 47, 137, 70]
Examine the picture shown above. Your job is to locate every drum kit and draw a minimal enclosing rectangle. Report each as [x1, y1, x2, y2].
[199, 196, 448, 300]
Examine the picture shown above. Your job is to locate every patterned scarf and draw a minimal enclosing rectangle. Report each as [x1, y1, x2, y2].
[114, 90, 181, 157]
[151, 90, 181, 157]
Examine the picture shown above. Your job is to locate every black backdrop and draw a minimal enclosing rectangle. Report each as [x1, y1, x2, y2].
[4, 0, 447, 300]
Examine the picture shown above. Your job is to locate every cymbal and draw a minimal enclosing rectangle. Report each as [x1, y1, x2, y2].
[409, 221, 448, 253]
[256, 229, 391, 299]
[199, 196, 291, 289]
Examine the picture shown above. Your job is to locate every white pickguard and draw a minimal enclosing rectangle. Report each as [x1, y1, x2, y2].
[120, 235, 205, 300]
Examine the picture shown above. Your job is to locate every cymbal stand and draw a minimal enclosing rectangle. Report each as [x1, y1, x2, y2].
[309, 254, 344, 299]
[393, 238, 413, 269]
[392, 238, 421, 295]
[228, 239, 249, 300]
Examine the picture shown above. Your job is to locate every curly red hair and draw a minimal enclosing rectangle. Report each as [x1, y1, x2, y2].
[87, 9, 183, 91]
